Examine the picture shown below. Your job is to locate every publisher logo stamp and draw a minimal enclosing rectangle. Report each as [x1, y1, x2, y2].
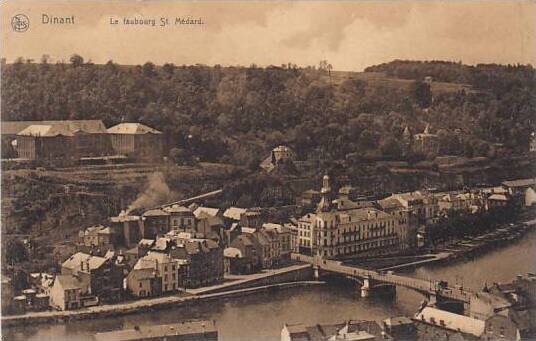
[11, 14, 30, 32]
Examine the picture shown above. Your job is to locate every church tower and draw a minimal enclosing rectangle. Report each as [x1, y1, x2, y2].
[317, 174, 332, 212]
[402, 125, 412, 154]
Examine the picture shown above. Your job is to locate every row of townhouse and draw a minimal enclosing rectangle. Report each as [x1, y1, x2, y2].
[125, 231, 224, 297]
[49, 251, 126, 310]
[295, 176, 535, 260]
[45, 230, 225, 310]
[79, 203, 224, 252]
[223, 223, 294, 275]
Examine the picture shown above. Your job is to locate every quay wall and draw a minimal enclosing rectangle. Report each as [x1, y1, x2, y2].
[197, 264, 314, 294]
[2, 266, 316, 328]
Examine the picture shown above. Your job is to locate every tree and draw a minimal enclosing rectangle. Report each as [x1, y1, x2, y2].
[69, 54, 84, 68]
[142, 62, 156, 77]
[163, 63, 175, 75]
[4, 239, 28, 266]
[412, 80, 432, 108]
[380, 137, 403, 159]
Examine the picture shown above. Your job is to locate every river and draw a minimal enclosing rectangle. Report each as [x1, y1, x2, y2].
[4, 229, 536, 341]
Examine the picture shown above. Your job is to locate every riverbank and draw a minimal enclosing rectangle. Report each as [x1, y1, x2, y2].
[376, 218, 536, 272]
[2, 280, 324, 328]
[5, 220, 534, 328]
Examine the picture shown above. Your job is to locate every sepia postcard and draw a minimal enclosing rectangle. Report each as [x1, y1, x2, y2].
[1, 1, 535, 340]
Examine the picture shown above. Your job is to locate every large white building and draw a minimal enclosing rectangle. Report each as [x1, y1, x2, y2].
[298, 175, 417, 259]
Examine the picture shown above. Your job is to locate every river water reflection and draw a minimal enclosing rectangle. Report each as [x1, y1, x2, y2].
[5, 229, 536, 341]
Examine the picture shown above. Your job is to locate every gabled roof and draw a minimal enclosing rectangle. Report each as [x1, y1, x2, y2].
[502, 178, 536, 188]
[224, 247, 243, 258]
[377, 197, 404, 210]
[18, 124, 74, 137]
[138, 239, 155, 248]
[488, 194, 509, 201]
[107, 123, 162, 135]
[223, 207, 247, 221]
[143, 251, 173, 264]
[94, 320, 217, 341]
[62, 252, 107, 271]
[152, 237, 171, 251]
[193, 206, 220, 218]
[143, 209, 170, 217]
[3, 120, 106, 135]
[415, 307, 485, 337]
[164, 205, 192, 214]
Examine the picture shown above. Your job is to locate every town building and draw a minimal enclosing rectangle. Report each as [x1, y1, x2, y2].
[302, 175, 409, 259]
[470, 273, 536, 338]
[193, 206, 221, 219]
[296, 189, 321, 208]
[242, 227, 280, 268]
[376, 197, 417, 251]
[168, 238, 224, 288]
[260, 145, 296, 173]
[16, 124, 77, 161]
[127, 252, 182, 295]
[413, 124, 439, 156]
[195, 212, 225, 242]
[501, 178, 536, 207]
[126, 257, 161, 297]
[414, 306, 520, 341]
[142, 209, 171, 238]
[3, 120, 112, 160]
[110, 214, 145, 248]
[281, 320, 391, 341]
[61, 252, 124, 302]
[49, 274, 98, 310]
[383, 316, 416, 340]
[107, 122, 164, 161]
[77, 225, 117, 254]
[285, 221, 300, 253]
[297, 213, 315, 255]
[164, 205, 196, 231]
[223, 207, 247, 223]
[94, 320, 218, 341]
[384, 191, 438, 227]
[226, 234, 260, 274]
[263, 223, 292, 259]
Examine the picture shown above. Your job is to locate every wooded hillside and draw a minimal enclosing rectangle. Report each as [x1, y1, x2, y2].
[2, 57, 534, 165]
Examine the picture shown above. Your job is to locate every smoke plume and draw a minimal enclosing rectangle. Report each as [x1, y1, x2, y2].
[126, 172, 172, 213]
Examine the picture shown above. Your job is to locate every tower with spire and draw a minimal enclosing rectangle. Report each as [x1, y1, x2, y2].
[402, 125, 412, 155]
[314, 174, 337, 258]
[317, 174, 332, 212]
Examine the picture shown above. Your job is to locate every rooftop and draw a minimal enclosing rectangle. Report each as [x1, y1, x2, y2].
[502, 178, 536, 188]
[415, 307, 485, 337]
[94, 320, 217, 341]
[3, 120, 107, 135]
[62, 252, 107, 271]
[142, 209, 170, 217]
[107, 122, 162, 135]
[223, 207, 247, 221]
[193, 206, 220, 218]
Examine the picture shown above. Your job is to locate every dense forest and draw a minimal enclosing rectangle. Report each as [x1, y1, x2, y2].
[2, 56, 535, 166]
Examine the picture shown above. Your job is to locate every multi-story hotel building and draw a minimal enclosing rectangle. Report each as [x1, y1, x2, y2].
[299, 175, 415, 259]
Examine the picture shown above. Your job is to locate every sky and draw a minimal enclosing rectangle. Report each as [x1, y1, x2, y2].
[2, 1, 536, 71]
